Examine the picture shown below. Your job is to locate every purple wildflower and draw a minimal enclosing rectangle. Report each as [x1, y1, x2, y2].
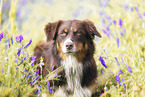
[16, 35, 23, 43]
[47, 81, 50, 90]
[51, 65, 54, 72]
[30, 75, 40, 85]
[118, 19, 123, 28]
[8, 39, 11, 48]
[138, 13, 143, 19]
[130, 7, 134, 11]
[115, 57, 120, 66]
[127, 66, 133, 73]
[135, 7, 139, 12]
[123, 83, 126, 90]
[0, 32, 4, 41]
[116, 37, 119, 48]
[99, 56, 107, 68]
[112, 20, 116, 25]
[31, 56, 36, 66]
[122, 28, 126, 33]
[47, 81, 55, 94]
[102, 29, 110, 39]
[24, 39, 32, 48]
[119, 31, 124, 36]
[24, 53, 27, 60]
[101, 17, 106, 24]
[17, 46, 23, 56]
[11, 37, 13, 45]
[18, 59, 23, 66]
[35, 89, 39, 94]
[143, 12, 145, 16]
[2, 66, 4, 73]
[101, 68, 105, 74]
[115, 74, 121, 86]
[15, 58, 18, 63]
[119, 69, 124, 74]
[73, 9, 79, 17]
[35, 69, 39, 75]
[124, 5, 129, 10]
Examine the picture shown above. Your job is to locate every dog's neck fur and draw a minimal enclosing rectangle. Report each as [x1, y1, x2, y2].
[61, 55, 83, 92]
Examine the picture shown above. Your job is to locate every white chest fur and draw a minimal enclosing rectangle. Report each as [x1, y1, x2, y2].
[61, 55, 83, 91]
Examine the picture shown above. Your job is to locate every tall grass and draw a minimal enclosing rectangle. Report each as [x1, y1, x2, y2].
[0, 0, 145, 97]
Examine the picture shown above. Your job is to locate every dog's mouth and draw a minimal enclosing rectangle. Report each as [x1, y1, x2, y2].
[63, 50, 80, 55]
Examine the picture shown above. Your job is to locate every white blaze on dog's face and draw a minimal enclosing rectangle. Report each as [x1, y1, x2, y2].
[62, 37, 76, 54]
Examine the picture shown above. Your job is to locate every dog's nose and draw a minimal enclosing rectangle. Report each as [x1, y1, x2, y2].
[66, 42, 74, 50]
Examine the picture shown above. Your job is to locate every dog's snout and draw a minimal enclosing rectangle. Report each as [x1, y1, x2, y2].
[66, 42, 74, 50]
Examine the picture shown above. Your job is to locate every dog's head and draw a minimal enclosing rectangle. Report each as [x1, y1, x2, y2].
[44, 20, 101, 60]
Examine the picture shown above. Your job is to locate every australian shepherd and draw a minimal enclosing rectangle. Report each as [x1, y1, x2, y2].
[34, 19, 101, 97]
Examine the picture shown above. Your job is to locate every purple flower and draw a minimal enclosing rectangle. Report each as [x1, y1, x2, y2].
[112, 20, 116, 25]
[116, 37, 119, 48]
[8, 39, 11, 48]
[102, 29, 110, 39]
[115, 57, 120, 66]
[17, 46, 23, 56]
[47, 81, 55, 93]
[124, 5, 129, 10]
[0, 32, 4, 41]
[135, 7, 139, 12]
[143, 12, 145, 16]
[127, 66, 133, 73]
[47, 81, 50, 90]
[101, 17, 106, 24]
[35, 69, 39, 75]
[99, 56, 107, 68]
[130, 7, 134, 11]
[122, 28, 126, 33]
[24, 53, 27, 60]
[30, 75, 40, 85]
[118, 19, 123, 28]
[101, 68, 105, 74]
[31, 56, 36, 66]
[119, 31, 124, 36]
[18, 59, 23, 66]
[15, 58, 18, 63]
[2, 66, 4, 73]
[138, 13, 143, 19]
[35, 89, 39, 94]
[115, 75, 121, 86]
[11, 37, 13, 45]
[16, 35, 23, 43]
[118, 69, 124, 74]
[24, 39, 32, 48]
[51, 65, 54, 72]
[73, 9, 79, 17]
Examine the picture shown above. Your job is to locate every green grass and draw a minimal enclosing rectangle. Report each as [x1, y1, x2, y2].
[0, 0, 145, 97]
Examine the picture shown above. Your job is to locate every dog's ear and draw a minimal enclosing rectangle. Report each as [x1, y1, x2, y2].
[83, 19, 101, 38]
[44, 20, 63, 41]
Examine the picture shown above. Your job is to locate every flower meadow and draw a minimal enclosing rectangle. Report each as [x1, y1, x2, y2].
[0, 0, 145, 97]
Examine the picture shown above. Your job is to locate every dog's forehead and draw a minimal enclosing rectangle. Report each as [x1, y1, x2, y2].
[59, 20, 84, 30]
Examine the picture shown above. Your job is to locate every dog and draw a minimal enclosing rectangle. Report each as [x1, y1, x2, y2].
[34, 19, 101, 97]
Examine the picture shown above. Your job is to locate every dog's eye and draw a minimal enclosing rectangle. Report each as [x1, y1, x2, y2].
[60, 32, 67, 37]
[77, 32, 82, 36]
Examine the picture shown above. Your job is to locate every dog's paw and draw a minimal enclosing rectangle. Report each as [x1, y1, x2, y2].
[73, 87, 92, 97]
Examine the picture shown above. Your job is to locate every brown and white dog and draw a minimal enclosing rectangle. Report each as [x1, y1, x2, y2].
[34, 19, 101, 97]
